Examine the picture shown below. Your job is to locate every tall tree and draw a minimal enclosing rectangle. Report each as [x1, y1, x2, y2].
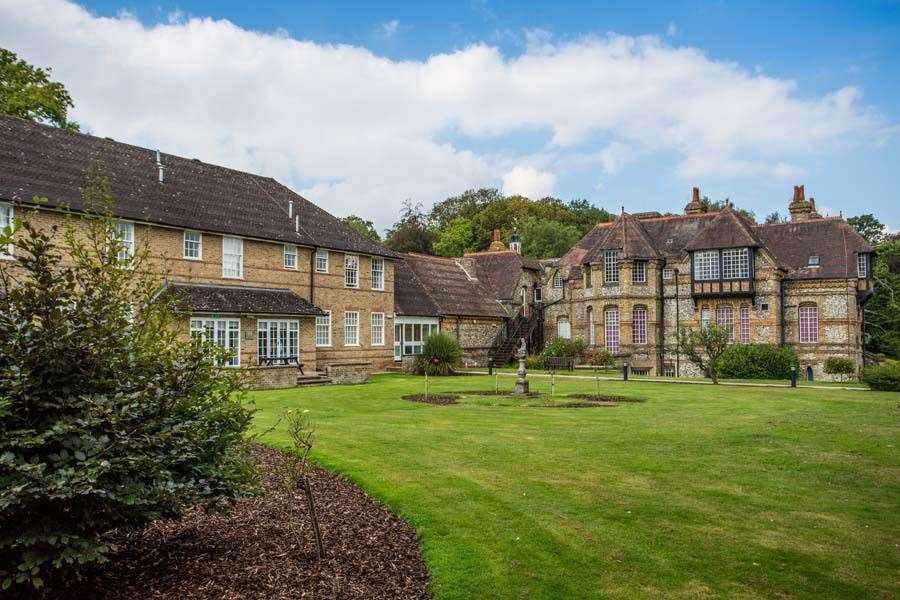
[340, 214, 381, 241]
[433, 217, 476, 257]
[518, 217, 582, 258]
[384, 200, 434, 254]
[865, 236, 900, 359]
[0, 48, 79, 130]
[567, 198, 612, 232]
[848, 213, 886, 245]
[765, 211, 786, 224]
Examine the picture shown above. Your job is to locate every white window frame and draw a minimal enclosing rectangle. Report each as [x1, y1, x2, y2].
[716, 305, 735, 341]
[739, 305, 751, 344]
[694, 250, 720, 281]
[315, 249, 329, 273]
[633, 306, 647, 345]
[604, 307, 620, 354]
[344, 254, 359, 288]
[114, 221, 135, 261]
[190, 317, 241, 367]
[553, 271, 564, 289]
[557, 317, 571, 340]
[799, 305, 819, 344]
[371, 312, 385, 346]
[283, 244, 298, 270]
[700, 305, 711, 330]
[344, 311, 360, 346]
[0, 202, 13, 259]
[183, 230, 202, 260]
[632, 260, 647, 284]
[662, 268, 674, 281]
[257, 319, 299, 364]
[808, 255, 820, 266]
[222, 236, 244, 279]
[604, 250, 619, 284]
[722, 248, 750, 280]
[315, 311, 332, 347]
[371, 257, 385, 290]
[857, 253, 867, 278]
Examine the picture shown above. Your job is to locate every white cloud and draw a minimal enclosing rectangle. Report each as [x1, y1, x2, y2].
[502, 166, 556, 199]
[0, 0, 889, 229]
[379, 19, 400, 37]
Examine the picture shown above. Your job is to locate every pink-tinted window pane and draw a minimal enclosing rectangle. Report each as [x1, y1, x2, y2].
[633, 307, 647, 345]
[604, 307, 619, 354]
[739, 306, 750, 344]
[716, 305, 734, 341]
[799, 305, 818, 343]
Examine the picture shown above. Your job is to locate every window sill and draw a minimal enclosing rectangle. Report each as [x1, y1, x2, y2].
[222, 275, 244, 280]
[315, 343, 332, 348]
[344, 343, 361, 347]
[284, 266, 298, 271]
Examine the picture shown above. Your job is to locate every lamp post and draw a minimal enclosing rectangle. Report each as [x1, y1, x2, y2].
[790, 365, 797, 388]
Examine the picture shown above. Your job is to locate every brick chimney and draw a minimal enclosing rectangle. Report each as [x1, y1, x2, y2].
[788, 184, 815, 221]
[488, 228, 507, 252]
[684, 186, 703, 215]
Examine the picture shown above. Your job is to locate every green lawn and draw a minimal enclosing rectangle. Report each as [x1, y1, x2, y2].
[251, 374, 899, 599]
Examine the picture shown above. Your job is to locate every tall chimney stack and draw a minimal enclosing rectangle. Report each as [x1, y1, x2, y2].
[684, 186, 703, 215]
[788, 184, 815, 221]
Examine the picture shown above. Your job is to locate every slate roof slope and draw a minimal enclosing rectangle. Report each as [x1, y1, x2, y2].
[583, 212, 660, 263]
[684, 206, 761, 251]
[398, 253, 506, 318]
[159, 282, 324, 316]
[465, 250, 541, 301]
[754, 218, 873, 280]
[393, 257, 441, 317]
[0, 116, 395, 258]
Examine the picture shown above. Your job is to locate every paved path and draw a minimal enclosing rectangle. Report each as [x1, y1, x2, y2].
[460, 370, 869, 391]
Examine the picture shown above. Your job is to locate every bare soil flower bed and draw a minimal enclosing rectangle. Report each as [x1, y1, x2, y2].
[567, 394, 644, 403]
[54, 444, 430, 600]
[402, 393, 460, 405]
[449, 390, 543, 397]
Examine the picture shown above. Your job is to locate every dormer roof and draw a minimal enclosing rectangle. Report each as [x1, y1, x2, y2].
[684, 206, 761, 251]
[582, 212, 659, 264]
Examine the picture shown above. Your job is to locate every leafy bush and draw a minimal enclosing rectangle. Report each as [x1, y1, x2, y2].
[524, 354, 544, 370]
[415, 331, 461, 375]
[540, 337, 586, 363]
[676, 326, 732, 384]
[861, 361, 900, 391]
[717, 344, 799, 380]
[0, 168, 255, 592]
[824, 357, 856, 382]
[588, 349, 615, 368]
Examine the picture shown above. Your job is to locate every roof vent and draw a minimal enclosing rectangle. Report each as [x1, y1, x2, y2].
[155, 150, 165, 184]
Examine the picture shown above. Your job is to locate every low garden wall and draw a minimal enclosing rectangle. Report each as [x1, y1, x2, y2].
[244, 365, 299, 390]
[326, 361, 374, 384]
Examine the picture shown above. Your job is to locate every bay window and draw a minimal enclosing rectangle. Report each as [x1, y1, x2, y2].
[190, 317, 240, 366]
[722, 248, 750, 279]
[693, 250, 719, 281]
[857, 253, 867, 278]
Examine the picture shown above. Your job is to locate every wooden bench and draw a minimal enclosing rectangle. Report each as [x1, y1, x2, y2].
[545, 356, 575, 372]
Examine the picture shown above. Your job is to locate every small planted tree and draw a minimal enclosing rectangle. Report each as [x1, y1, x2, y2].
[284, 410, 325, 559]
[590, 349, 615, 395]
[824, 356, 856, 383]
[0, 165, 255, 592]
[676, 325, 731, 384]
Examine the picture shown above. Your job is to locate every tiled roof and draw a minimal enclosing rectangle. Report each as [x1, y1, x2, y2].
[583, 212, 660, 262]
[754, 218, 873, 280]
[464, 250, 540, 301]
[159, 282, 324, 316]
[0, 116, 396, 258]
[684, 206, 761, 250]
[396, 253, 506, 318]
[393, 258, 441, 317]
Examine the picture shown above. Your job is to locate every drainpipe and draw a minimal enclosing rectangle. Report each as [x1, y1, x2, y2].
[309, 248, 316, 306]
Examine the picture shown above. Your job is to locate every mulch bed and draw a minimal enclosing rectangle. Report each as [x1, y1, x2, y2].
[401, 393, 459, 405]
[448, 390, 543, 397]
[567, 394, 645, 403]
[57, 444, 430, 600]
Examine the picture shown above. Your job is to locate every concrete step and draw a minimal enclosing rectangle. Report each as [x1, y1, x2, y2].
[296, 372, 333, 386]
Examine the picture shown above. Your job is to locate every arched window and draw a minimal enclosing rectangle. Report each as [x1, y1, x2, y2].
[587, 306, 595, 346]
[604, 306, 619, 354]
[739, 306, 751, 343]
[632, 306, 647, 345]
[716, 305, 734, 341]
[799, 304, 818, 343]
[700, 305, 711, 330]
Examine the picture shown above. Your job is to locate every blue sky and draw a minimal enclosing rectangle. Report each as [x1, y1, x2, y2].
[2, 0, 899, 231]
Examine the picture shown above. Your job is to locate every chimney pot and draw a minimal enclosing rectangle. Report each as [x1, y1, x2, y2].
[692, 187, 700, 203]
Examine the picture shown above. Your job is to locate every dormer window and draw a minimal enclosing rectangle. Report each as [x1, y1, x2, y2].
[722, 248, 750, 279]
[604, 250, 619, 284]
[808, 255, 819, 267]
[693, 250, 720, 281]
[857, 253, 867, 278]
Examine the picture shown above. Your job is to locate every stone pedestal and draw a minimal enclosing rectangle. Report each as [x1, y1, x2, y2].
[514, 357, 529, 395]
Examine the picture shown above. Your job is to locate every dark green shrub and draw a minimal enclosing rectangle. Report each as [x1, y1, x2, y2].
[540, 337, 586, 363]
[717, 343, 799, 380]
[824, 357, 856, 382]
[0, 168, 254, 592]
[588, 349, 615, 368]
[415, 331, 461, 375]
[861, 361, 900, 391]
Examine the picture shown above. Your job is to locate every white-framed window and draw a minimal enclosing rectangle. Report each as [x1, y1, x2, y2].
[315, 249, 329, 273]
[114, 221, 134, 261]
[633, 306, 647, 345]
[716, 305, 735, 341]
[533, 287, 542, 303]
[283, 244, 298, 270]
[190, 317, 240, 366]
[632, 260, 647, 284]
[557, 317, 571, 340]
[344, 311, 359, 346]
[799, 304, 819, 344]
[222, 236, 243, 278]
[739, 306, 751, 344]
[396, 321, 439, 356]
[694, 250, 720, 281]
[604, 307, 620, 354]
[371, 257, 384, 290]
[257, 319, 299, 364]
[183, 230, 202, 260]
[553, 271, 564, 288]
[808, 255, 819, 266]
[344, 254, 359, 288]
[857, 253, 867, 278]
[371, 312, 384, 346]
[315, 311, 332, 347]
[722, 248, 750, 279]
[662, 268, 674, 280]
[0, 202, 13, 258]
[604, 250, 619, 284]
[700, 305, 711, 330]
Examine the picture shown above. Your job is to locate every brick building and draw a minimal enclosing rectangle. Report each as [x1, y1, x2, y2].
[541, 187, 874, 380]
[0, 116, 397, 387]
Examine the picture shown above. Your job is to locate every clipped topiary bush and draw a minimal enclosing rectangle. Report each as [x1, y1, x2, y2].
[717, 343, 799, 380]
[415, 331, 461, 376]
[0, 167, 255, 592]
[861, 361, 900, 391]
[824, 356, 856, 382]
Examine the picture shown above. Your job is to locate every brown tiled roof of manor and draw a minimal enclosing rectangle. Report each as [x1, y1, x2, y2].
[0, 116, 396, 258]
[397, 253, 506, 318]
[159, 282, 324, 316]
[464, 250, 541, 301]
[754, 218, 873, 280]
